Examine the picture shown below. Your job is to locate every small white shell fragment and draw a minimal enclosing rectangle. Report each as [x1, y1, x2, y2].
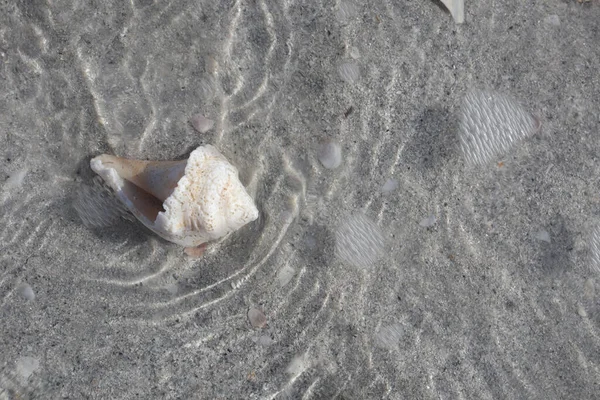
[257, 335, 274, 346]
[419, 215, 437, 228]
[4, 168, 28, 191]
[338, 62, 360, 84]
[286, 353, 308, 376]
[543, 15, 560, 27]
[16, 356, 40, 381]
[277, 265, 295, 287]
[440, 0, 464, 24]
[381, 178, 398, 194]
[205, 56, 219, 75]
[248, 308, 267, 328]
[17, 283, 35, 301]
[317, 140, 342, 169]
[190, 113, 215, 133]
[349, 46, 360, 59]
[534, 229, 551, 243]
[90, 145, 259, 247]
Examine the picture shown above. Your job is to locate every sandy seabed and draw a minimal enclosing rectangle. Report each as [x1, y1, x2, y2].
[1, 1, 600, 399]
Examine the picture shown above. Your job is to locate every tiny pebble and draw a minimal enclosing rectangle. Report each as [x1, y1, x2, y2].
[16, 356, 40, 380]
[18, 283, 35, 301]
[419, 215, 437, 228]
[190, 114, 215, 133]
[205, 56, 219, 75]
[277, 265, 295, 287]
[5, 168, 28, 190]
[534, 230, 551, 243]
[286, 353, 307, 375]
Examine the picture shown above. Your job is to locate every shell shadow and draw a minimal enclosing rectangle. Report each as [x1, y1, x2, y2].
[66, 155, 151, 246]
[403, 106, 460, 175]
[217, 198, 268, 266]
[533, 215, 575, 276]
[296, 223, 336, 269]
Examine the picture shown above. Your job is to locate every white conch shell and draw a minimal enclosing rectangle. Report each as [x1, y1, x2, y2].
[90, 145, 259, 247]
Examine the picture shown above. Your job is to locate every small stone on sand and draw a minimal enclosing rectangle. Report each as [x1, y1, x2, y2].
[190, 114, 215, 133]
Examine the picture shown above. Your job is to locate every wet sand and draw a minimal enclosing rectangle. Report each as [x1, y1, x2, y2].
[1, 1, 600, 398]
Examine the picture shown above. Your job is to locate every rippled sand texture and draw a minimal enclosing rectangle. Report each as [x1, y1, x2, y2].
[1, 1, 600, 399]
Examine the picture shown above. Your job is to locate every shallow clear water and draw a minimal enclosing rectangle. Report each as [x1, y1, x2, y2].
[1, 1, 600, 398]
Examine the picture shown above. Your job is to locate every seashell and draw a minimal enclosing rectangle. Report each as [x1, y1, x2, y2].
[90, 145, 259, 247]
[248, 307, 267, 328]
[5, 168, 28, 190]
[205, 55, 219, 75]
[349, 46, 360, 59]
[16, 356, 40, 381]
[534, 229, 551, 243]
[459, 89, 540, 166]
[440, 0, 464, 24]
[17, 283, 35, 301]
[286, 353, 308, 376]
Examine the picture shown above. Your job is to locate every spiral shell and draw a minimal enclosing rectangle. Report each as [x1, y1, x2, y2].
[90, 145, 259, 247]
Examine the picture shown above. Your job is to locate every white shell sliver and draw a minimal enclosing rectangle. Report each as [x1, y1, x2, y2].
[90, 145, 259, 247]
[441, 0, 464, 24]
